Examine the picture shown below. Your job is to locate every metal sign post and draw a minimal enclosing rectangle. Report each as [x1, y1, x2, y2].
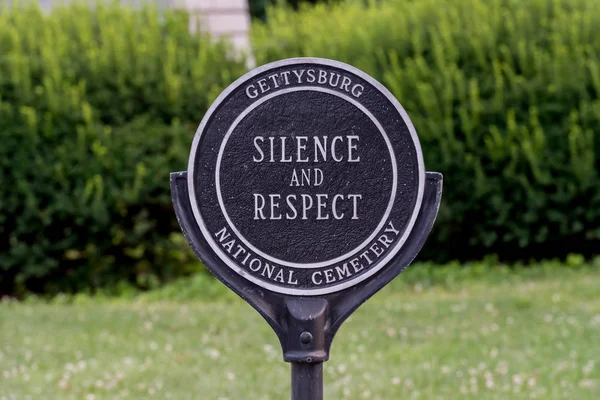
[291, 363, 323, 400]
[171, 58, 442, 399]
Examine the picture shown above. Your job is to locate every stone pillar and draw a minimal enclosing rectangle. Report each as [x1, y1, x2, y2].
[172, 0, 254, 66]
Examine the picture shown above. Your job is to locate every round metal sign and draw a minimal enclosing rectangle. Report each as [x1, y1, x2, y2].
[188, 58, 425, 295]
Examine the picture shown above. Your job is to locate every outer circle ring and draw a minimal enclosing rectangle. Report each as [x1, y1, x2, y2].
[187, 57, 425, 296]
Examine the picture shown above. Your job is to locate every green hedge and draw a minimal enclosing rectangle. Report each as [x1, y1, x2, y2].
[2, 0, 599, 295]
[0, 2, 246, 294]
[253, 0, 600, 261]
[249, 0, 332, 21]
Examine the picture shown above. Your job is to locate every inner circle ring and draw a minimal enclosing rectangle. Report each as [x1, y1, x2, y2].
[215, 86, 398, 269]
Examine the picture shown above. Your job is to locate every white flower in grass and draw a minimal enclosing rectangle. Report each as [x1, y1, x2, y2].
[206, 348, 220, 360]
[513, 374, 523, 386]
[579, 379, 595, 389]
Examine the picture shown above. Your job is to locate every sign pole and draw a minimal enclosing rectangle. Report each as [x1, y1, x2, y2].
[283, 298, 328, 399]
[291, 362, 323, 400]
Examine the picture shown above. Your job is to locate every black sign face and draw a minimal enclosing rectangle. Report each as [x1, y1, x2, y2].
[187, 58, 425, 295]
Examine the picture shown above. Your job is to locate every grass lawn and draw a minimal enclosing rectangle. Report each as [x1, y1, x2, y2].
[1, 267, 598, 399]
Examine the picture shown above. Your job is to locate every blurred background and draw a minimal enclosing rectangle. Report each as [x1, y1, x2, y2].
[0, 0, 598, 398]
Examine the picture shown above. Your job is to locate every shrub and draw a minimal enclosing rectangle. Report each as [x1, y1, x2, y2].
[252, 0, 600, 262]
[0, 1, 247, 295]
